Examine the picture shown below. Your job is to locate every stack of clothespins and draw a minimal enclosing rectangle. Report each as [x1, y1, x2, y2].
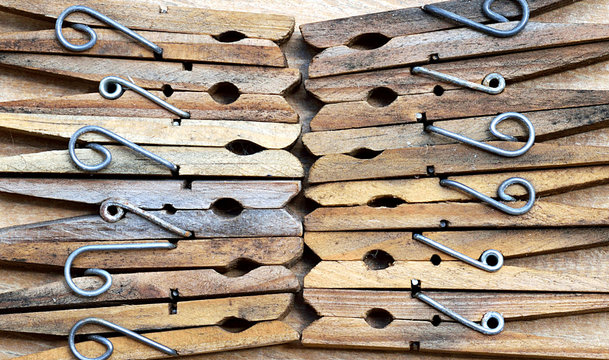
[300, 0, 609, 357]
[0, 0, 305, 359]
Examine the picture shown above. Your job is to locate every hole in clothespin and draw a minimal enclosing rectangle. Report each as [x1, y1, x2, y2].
[213, 31, 247, 43]
[162, 84, 174, 97]
[225, 140, 265, 155]
[365, 308, 394, 328]
[182, 62, 193, 71]
[431, 315, 442, 326]
[410, 341, 421, 351]
[211, 198, 244, 218]
[430, 254, 442, 266]
[367, 195, 406, 208]
[484, 253, 500, 267]
[162, 204, 177, 215]
[363, 249, 394, 270]
[486, 316, 500, 330]
[439, 219, 449, 228]
[172, 119, 181, 126]
[429, 53, 440, 63]
[366, 87, 397, 107]
[209, 82, 240, 104]
[169, 288, 179, 314]
[415, 112, 427, 123]
[432, 85, 445, 96]
[348, 33, 390, 50]
[348, 148, 383, 159]
[219, 317, 255, 332]
[426, 166, 435, 176]
[220, 258, 261, 278]
[411, 279, 422, 295]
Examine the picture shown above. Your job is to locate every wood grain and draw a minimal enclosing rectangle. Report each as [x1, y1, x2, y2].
[18, 320, 299, 360]
[0, 294, 293, 335]
[308, 143, 609, 183]
[0, 146, 303, 177]
[310, 89, 609, 131]
[0, 53, 301, 95]
[0, 178, 301, 209]
[0, 0, 295, 42]
[304, 105, 609, 155]
[305, 42, 609, 102]
[0, 266, 299, 309]
[0, 92, 298, 123]
[0, 29, 287, 66]
[0, 113, 301, 149]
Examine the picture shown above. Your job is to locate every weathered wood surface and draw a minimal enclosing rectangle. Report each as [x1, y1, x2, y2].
[304, 228, 609, 261]
[0, 266, 299, 309]
[304, 200, 609, 230]
[0, 93, 298, 123]
[310, 89, 609, 131]
[0, 29, 287, 66]
[304, 289, 609, 321]
[0, 0, 295, 42]
[308, 143, 609, 183]
[0, 53, 301, 95]
[0, 178, 301, 209]
[305, 42, 609, 102]
[0, 146, 303, 177]
[308, 22, 609, 78]
[0, 208, 302, 241]
[304, 105, 609, 155]
[18, 320, 299, 360]
[300, 0, 574, 48]
[0, 294, 293, 336]
[302, 313, 609, 358]
[306, 166, 609, 205]
[0, 114, 300, 149]
[304, 261, 608, 291]
[0, 237, 303, 267]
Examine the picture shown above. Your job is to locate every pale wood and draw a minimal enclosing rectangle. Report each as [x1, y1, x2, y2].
[306, 42, 609, 102]
[304, 228, 609, 261]
[17, 320, 299, 360]
[304, 261, 609, 291]
[0, 208, 302, 241]
[302, 314, 609, 358]
[304, 289, 609, 321]
[308, 22, 609, 77]
[310, 89, 609, 131]
[0, 0, 295, 42]
[542, 182, 609, 209]
[0, 266, 299, 309]
[0, 267, 63, 294]
[0, 113, 301, 149]
[0, 146, 303, 177]
[0, 237, 303, 267]
[0, 294, 293, 335]
[0, 53, 301, 95]
[305, 166, 609, 205]
[0, 178, 301, 209]
[0, 29, 287, 66]
[0, 192, 91, 229]
[548, 127, 609, 147]
[304, 200, 609, 230]
[304, 105, 609, 155]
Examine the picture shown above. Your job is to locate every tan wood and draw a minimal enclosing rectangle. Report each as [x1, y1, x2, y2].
[304, 105, 609, 155]
[0, 208, 302, 241]
[0, 0, 295, 42]
[0, 237, 303, 268]
[305, 42, 609, 102]
[304, 261, 609, 291]
[17, 320, 299, 360]
[302, 314, 609, 358]
[0, 146, 303, 177]
[0, 178, 301, 209]
[0, 267, 64, 294]
[304, 289, 609, 321]
[0, 266, 299, 309]
[0, 113, 301, 149]
[308, 22, 609, 78]
[304, 228, 609, 261]
[305, 166, 609, 205]
[300, 0, 574, 48]
[304, 200, 609, 230]
[0, 294, 293, 335]
[542, 182, 609, 209]
[0, 53, 301, 95]
[0, 29, 287, 66]
[309, 89, 609, 131]
[548, 127, 609, 147]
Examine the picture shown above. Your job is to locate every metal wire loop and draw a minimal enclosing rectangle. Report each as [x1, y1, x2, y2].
[425, 112, 535, 157]
[411, 280, 504, 335]
[68, 125, 179, 172]
[423, 0, 530, 37]
[100, 198, 192, 237]
[412, 67, 505, 94]
[441, 177, 536, 215]
[413, 233, 503, 271]
[99, 76, 190, 119]
[55, 5, 163, 55]
[69, 317, 177, 360]
[64, 242, 176, 297]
